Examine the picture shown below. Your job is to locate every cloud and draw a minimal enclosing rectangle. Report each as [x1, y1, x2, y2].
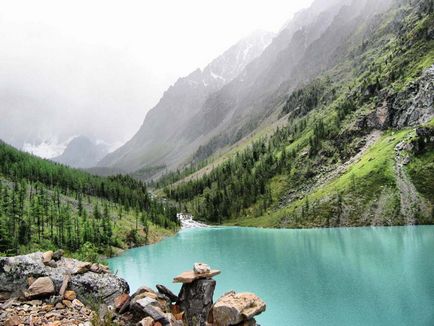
[0, 0, 313, 154]
[22, 138, 70, 159]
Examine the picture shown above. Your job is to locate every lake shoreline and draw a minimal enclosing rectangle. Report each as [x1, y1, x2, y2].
[108, 225, 434, 325]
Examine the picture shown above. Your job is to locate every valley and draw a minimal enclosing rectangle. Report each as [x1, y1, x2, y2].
[0, 0, 433, 325]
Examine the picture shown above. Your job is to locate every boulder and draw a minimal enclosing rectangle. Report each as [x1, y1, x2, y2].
[177, 278, 216, 326]
[0, 252, 129, 305]
[133, 297, 170, 325]
[52, 249, 64, 261]
[156, 284, 178, 302]
[24, 276, 55, 298]
[72, 298, 84, 307]
[193, 262, 210, 274]
[132, 285, 157, 298]
[173, 269, 220, 283]
[74, 262, 91, 274]
[212, 291, 266, 326]
[42, 251, 53, 265]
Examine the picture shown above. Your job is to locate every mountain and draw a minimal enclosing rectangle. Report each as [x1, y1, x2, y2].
[52, 135, 108, 169]
[98, 30, 274, 176]
[0, 140, 177, 256]
[99, 0, 398, 179]
[183, 0, 395, 161]
[161, 0, 434, 227]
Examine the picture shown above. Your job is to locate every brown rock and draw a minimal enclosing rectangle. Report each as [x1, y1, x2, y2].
[119, 296, 131, 314]
[138, 317, 154, 326]
[90, 263, 100, 273]
[173, 269, 221, 283]
[47, 321, 62, 326]
[5, 315, 21, 326]
[59, 274, 70, 297]
[24, 276, 55, 298]
[62, 300, 73, 308]
[27, 276, 35, 286]
[42, 251, 54, 264]
[171, 304, 182, 317]
[64, 290, 76, 301]
[74, 262, 91, 274]
[114, 293, 130, 310]
[99, 264, 110, 273]
[144, 291, 158, 299]
[132, 285, 156, 297]
[72, 299, 84, 307]
[212, 291, 266, 326]
[0, 291, 11, 301]
[54, 302, 65, 309]
[29, 299, 42, 306]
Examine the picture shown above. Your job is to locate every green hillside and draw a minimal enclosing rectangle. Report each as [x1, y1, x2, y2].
[161, 0, 434, 228]
[0, 141, 178, 258]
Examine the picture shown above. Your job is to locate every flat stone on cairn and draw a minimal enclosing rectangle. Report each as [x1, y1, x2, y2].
[173, 263, 220, 283]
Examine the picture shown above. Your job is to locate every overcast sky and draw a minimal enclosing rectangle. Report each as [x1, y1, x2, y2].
[0, 0, 313, 158]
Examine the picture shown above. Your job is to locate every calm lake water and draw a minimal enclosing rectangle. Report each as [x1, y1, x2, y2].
[108, 226, 434, 325]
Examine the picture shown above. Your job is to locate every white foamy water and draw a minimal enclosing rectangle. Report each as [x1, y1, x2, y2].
[177, 213, 208, 229]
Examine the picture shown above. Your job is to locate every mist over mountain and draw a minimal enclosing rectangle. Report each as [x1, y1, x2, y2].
[52, 136, 109, 169]
[98, 30, 274, 173]
[98, 0, 394, 178]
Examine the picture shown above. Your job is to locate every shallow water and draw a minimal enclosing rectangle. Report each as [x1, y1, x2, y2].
[108, 226, 434, 325]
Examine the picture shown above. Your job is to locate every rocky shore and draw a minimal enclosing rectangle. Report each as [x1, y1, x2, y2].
[0, 253, 266, 326]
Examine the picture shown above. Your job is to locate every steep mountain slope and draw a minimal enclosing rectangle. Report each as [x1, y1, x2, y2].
[52, 135, 108, 169]
[101, 0, 402, 180]
[0, 141, 177, 256]
[163, 0, 434, 227]
[185, 0, 395, 162]
[98, 31, 274, 175]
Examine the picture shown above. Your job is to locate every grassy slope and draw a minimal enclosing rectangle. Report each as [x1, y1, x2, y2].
[229, 130, 409, 227]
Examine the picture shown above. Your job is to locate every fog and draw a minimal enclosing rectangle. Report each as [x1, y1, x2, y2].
[0, 0, 313, 158]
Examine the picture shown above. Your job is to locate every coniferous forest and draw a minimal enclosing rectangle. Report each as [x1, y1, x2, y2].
[0, 141, 178, 258]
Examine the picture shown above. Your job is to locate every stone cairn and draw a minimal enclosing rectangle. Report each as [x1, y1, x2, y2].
[0, 253, 266, 326]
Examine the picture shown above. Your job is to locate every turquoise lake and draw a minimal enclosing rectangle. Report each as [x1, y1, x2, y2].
[108, 226, 434, 325]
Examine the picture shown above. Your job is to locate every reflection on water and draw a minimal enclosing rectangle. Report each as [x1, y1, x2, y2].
[109, 226, 434, 326]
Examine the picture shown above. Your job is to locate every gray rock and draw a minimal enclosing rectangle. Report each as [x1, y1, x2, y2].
[0, 252, 129, 305]
[177, 278, 216, 326]
[156, 284, 178, 302]
[52, 250, 64, 261]
[132, 297, 170, 325]
[193, 262, 210, 274]
[357, 65, 434, 131]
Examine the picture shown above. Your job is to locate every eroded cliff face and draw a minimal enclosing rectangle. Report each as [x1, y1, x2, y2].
[358, 65, 434, 130]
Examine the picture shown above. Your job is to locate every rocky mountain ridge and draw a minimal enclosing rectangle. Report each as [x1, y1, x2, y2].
[99, 0, 399, 179]
[98, 30, 274, 175]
